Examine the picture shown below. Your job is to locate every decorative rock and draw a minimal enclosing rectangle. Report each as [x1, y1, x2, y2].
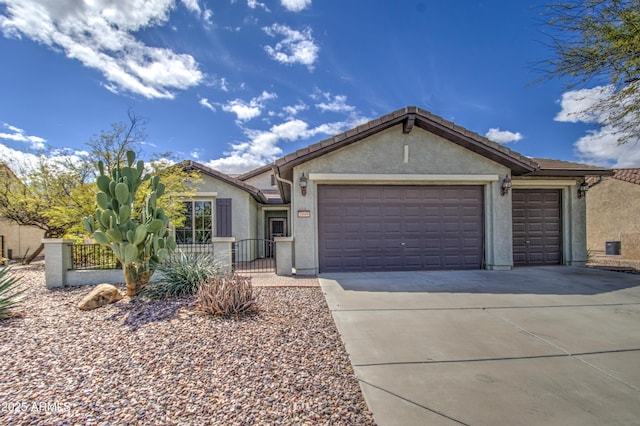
[77, 283, 123, 310]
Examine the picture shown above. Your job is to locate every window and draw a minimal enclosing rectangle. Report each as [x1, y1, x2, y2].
[175, 200, 213, 244]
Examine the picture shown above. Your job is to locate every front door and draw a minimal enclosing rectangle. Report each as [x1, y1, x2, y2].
[268, 218, 287, 240]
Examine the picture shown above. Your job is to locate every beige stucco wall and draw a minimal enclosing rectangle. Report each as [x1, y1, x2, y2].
[290, 124, 516, 274]
[242, 170, 276, 191]
[587, 178, 640, 259]
[0, 218, 45, 259]
[188, 174, 259, 241]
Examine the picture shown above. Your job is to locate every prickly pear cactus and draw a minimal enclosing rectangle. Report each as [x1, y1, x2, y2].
[83, 151, 177, 296]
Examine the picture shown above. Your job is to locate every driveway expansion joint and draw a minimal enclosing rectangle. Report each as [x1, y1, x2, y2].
[357, 378, 470, 426]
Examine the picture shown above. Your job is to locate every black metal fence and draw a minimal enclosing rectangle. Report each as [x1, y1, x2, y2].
[1, 235, 4, 259]
[71, 244, 121, 270]
[233, 239, 276, 274]
[69, 243, 217, 270]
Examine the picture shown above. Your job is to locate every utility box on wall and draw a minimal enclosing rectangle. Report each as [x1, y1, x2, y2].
[606, 241, 621, 256]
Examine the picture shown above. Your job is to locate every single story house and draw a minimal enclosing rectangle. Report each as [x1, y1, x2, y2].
[177, 106, 612, 275]
[587, 169, 640, 260]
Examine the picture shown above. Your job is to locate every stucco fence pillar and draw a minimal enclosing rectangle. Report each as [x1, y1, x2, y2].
[43, 238, 75, 288]
[212, 237, 235, 273]
[274, 236, 294, 276]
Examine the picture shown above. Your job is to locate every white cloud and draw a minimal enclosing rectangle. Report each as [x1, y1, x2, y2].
[281, 102, 308, 118]
[315, 94, 355, 113]
[205, 110, 371, 174]
[574, 127, 640, 168]
[281, 0, 311, 12]
[180, 0, 201, 14]
[0, 143, 90, 179]
[484, 128, 523, 144]
[555, 86, 640, 167]
[0, 0, 203, 99]
[222, 91, 277, 122]
[202, 8, 213, 26]
[247, 0, 269, 11]
[0, 123, 47, 150]
[554, 86, 613, 124]
[199, 97, 216, 112]
[263, 24, 319, 71]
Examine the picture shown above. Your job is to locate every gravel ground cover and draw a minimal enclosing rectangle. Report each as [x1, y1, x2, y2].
[0, 265, 375, 425]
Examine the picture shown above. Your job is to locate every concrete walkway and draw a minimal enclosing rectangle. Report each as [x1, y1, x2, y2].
[319, 266, 640, 426]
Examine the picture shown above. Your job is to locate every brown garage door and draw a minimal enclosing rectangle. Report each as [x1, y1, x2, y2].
[318, 185, 484, 272]
[512, 189, 562, 266]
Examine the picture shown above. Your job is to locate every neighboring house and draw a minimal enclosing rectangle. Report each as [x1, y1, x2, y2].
[0, 163, 45, 260]
[178, 106, 612, 275]
[587, 169, 640, 260]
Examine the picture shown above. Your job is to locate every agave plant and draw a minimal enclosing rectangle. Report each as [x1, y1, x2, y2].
[0, 266, 25, 320]
[143, 251, 222, 299]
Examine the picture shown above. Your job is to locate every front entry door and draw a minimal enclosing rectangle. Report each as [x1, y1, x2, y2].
[268, 218, 287, 240]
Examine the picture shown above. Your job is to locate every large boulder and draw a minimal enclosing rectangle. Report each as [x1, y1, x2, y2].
[78, 284, 123, 310]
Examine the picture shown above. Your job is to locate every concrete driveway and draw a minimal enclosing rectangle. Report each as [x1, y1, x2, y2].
[319, 266, 640, 426]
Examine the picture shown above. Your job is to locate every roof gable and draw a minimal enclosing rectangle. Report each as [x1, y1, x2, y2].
[177, 160, 268, 203]
[274, 106, 540, 175]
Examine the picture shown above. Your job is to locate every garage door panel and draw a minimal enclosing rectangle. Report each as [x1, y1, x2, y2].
[512, 189, 562, 266]
[318, 185, 484, 272]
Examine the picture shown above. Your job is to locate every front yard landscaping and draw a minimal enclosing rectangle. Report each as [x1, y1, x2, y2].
[0, 264, 375, 425]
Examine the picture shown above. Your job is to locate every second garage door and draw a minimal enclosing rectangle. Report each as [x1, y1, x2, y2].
[318, 185, 484, 272]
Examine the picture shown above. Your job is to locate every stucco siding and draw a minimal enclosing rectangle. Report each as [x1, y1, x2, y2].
[242, 170, 275, 191]
[587, 178, 640, 259]
[0, 218, 45, 259]
[290, 124, 513, 274]
[190, 174, 259, 241]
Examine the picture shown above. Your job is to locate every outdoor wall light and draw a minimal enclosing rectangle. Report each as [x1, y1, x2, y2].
[299, 172, 308, 196]
[578, 179, 589, 199]
[500, 174, 512, 196]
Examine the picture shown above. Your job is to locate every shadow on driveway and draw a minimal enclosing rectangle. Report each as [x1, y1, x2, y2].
[321, 266, 640, 295]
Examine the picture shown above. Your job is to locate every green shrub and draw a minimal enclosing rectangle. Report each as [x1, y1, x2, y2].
[0, 266, 25, 320]
[197, 273, 257, 317]
[142, 251, 221, 299]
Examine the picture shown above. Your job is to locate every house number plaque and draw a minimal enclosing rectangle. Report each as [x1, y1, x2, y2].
[297, 210, 311, 218]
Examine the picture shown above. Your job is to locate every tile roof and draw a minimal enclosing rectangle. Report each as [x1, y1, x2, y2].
[177, 160, 268, 203]
[528, 158, 614, 177]
[612, 168, 640, 185]
[275, 106, 540, 175]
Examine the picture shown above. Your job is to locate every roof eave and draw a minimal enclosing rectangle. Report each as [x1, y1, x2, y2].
[524, 169, 615, 177]
[178, 160, 268, 203]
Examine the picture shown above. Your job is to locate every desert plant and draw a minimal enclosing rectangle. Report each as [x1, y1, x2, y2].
[0, 266, 25, 320]
[83, 150, 176, 297]
[143, 251, 221, 299]
[197, 272, 257, 317]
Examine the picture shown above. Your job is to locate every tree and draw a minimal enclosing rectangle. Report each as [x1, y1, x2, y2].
[83, 151, 176, 296]
[0, 154, 94, 262]
[0, 113, 199, 263]
[86, 110, 146, 174]
[541, 0, 640, 142]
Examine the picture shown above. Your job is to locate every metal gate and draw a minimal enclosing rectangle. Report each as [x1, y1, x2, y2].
[232, 239, 276, 274]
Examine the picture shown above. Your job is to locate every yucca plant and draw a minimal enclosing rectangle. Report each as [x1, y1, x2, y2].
[197, 273, 257, 317]
[142, 251, 221, 299]
[0, 266, 25, 320]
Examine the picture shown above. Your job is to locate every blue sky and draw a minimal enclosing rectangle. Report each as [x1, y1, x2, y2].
[0, 0, 637, 175]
